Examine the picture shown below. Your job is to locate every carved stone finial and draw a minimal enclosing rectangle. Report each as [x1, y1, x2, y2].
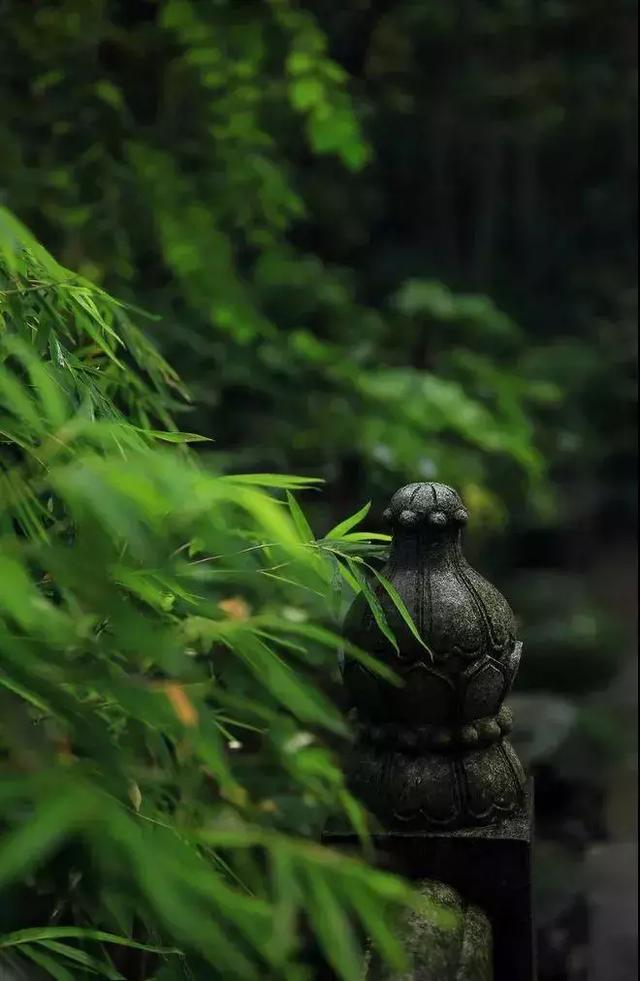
[343, 482, 526, 828]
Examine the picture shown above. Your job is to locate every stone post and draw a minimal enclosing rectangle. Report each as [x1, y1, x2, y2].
[325, 482, 535, 981]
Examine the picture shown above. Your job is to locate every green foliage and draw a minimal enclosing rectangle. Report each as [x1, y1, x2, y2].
[0, 0, 562, 528]
[0, 1, 634, 537]
[0, 217, 422, 980]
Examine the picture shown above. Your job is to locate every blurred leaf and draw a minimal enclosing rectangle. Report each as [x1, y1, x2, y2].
[0, 783, 94, 890]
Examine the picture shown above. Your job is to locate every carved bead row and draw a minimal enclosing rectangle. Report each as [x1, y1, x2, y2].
[359, 705, 513, 752]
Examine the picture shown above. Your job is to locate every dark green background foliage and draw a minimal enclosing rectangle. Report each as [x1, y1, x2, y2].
[0, 0, 635, 519]
[0, 1, 637, 979]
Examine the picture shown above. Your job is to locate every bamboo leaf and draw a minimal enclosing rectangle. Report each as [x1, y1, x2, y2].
[39, 940, 125, 979]
[285, 490, 314, 542]
[0, 927, 180, 956]
[220, 474, 323, 489]
[369, 567, 434, 659]
[0, 783, 95, 890]
[17, 946, 76, 981]
[326, 502, 371, 540]
[136, 429, 212, 443]
[304, 869, 363, 981]
[345, 558, 398, 653]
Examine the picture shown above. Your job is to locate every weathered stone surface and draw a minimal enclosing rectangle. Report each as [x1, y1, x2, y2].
[343, 482, 527, 829]
[330, 483, 535, 980]
[363, 879, 492, 981]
